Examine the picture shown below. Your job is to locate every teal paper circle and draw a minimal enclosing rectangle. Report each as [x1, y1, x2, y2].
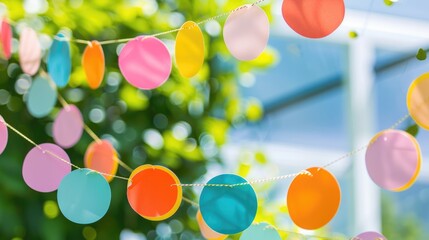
[57, 168, 111, 224]
[240, 222, 281, 240]
[47, 33, 71, 87]
[199, 174, 257, 234]
[27, 76, 57, 118]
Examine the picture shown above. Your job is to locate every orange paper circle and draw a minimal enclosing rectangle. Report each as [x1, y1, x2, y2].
[281, 0, 345, 38]
[82, 41, 105, 89]
[127, 165, 182, 221]
[407, 72, 429, 130]
[287, 167, 341, 230]
[196, 210, 227, 240]
[84, 140, 118, 182]
[175, 21, 204, 78]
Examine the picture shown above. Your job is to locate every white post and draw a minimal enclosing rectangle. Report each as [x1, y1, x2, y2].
[347, 38, 381, 234]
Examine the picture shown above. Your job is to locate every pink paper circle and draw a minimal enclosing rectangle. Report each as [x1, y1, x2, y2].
[119, 36, 172, 89]
[19, 27, 41, 76]
[354, 231, 386, 240]
[365, 130, 421, 191]
[22, 143, 72, 192]
[223, 5, 269, 61]
[1, 18, 12, 59]
[53, 105, 84, 149]
[0, 115, 8, 154]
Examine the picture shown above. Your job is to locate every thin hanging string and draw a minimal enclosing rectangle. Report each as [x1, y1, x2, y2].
[54, 0, 267, 45]
[0, 118, 130, 181]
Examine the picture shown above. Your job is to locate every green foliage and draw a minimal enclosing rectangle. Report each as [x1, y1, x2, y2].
[405, 124, 419, 137]
[0, 0, 273, 239]
[416, 48, 427, 61]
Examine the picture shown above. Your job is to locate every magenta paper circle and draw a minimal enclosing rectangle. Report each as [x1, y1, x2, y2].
[365, 130, 421, 191]
[19, 27, 41, 76]
[354, 231, 387, 240]
[53, 105, 84, 149]
[118, 36, 172, 90]
[0, 115, 8, 154]
[223, 5, 269, 61]
[22, 143, 72, 192]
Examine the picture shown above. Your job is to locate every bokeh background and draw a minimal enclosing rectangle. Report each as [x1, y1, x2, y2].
[1, 0, 429, 239]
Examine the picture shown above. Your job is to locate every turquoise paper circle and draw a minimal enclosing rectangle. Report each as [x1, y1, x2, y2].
[57, 168, 111, 224]
[47, 33, 71, 87]
[27, 76, 57, 118]
[240, 222, 281, 240]
[199, 174, 257, 234]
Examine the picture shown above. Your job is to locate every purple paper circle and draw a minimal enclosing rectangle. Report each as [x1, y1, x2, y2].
[22, 143, 72, 192]
[0, 115, 8, 154]
[118, 36, 172, 90]
[53, 105, 84, 149]
[365, 130, 421, 191]
[354, 231, 386, 240]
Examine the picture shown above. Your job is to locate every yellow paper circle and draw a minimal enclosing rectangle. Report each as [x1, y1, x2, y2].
[407, 72, 429, 130]
[175, 21, 204, 78]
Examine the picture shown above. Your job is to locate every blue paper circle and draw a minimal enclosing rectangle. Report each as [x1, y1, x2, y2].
[57, 168, 111, 224]
[240, 222, 281, 240]
[47, 33, 71, 87]
[27, 76, 57, 118]
[199, 174, 257, 234]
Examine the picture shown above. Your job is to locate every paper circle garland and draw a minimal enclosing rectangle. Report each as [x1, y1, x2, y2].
[22, 143, 72, 192]
[223, 5, 269, 61]
[287, 167, 340, 230]
[53, 105, 84, 149]
[84, 140, 118, 182]
[196, 209, 227, 240]
[365, 130, 421, 191]
[281, 0, 345, 38]
[82, 40, 105, 89]
[240, 222, 281, 240]
[0, 18, 12, 59]
[26, 76, 57, 118]
[19, 27, 41, 76]
[119, 36, 172, 89]
[47, 33, 71, 87]
[57, 168, 111, 224]
[407, 72, 429, 130]
[127, 165, 182, 221]
[354, 231, 387, 240]
[199, 174, 257, 234]
[175, 21, 204, 78]
[0, 115, 8, 155]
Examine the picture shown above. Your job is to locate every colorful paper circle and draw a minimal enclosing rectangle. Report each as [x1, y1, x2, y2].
[22, 143, 71, 192]
[365, 130, 421, 191]
[0, 18, 12, 59]
[0, 115, 8, 155]
[240, 222, 281, 240]
[282, 0, 345, 38]
[19, 27, 41, 76]
[57, 168, 111, 224]
[27, 76, 57, 118]
[223, 5, 269, 61]
[175, 21, 204, 78]
[82, 41, 105, 89]
[119, 36, 172, 89]
[47, 33, 71, 87]
[199, 174, 257, 234]
[287, 167, 340, 230]
[53, 105, 84, 149]
[354, 231, 387, 240]
[407, 72, 429, 130]
[196, 209, 227, 240]
[84, 140, 118, 182]
[127, 165, 182, 221]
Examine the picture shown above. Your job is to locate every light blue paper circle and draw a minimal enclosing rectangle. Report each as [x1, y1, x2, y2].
[57, 168, 111, 224]
[199, 174, 257, 234]
[47, 33, 71, 87]
[240, 222, 281, 240]
[27, 76, 57, 118]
